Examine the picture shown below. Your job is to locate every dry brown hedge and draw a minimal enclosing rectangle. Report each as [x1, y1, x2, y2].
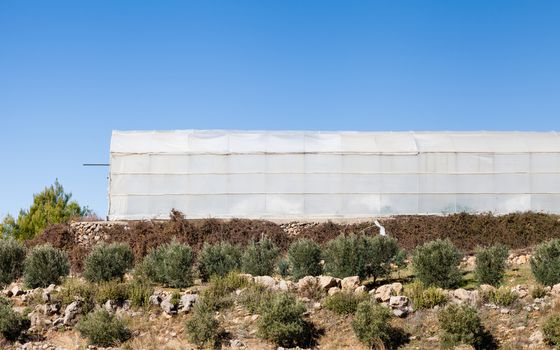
[27, 211, 560, 272]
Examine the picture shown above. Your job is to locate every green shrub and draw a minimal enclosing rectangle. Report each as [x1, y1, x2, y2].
[277, 259, 290, 278]
[241, 238, 279, 276]
[238, 283, 274, 314]
[532, 285, 547, 299]
[438, 304, 484, 349]
[474, 245, 508, 287]
[83, 243, 133, 283]
[95, 280, 130, 305]
[411, 239, 462, 288]
[287, 239, 322, 280]
[480, 286, 518, 307]
[185, 301, 221, 349]
[323, 234, 400, 281]
[128, 279, 154, 308]
[543, 314, 560, 346]
[351, 300, 392, 348]
[198, 242, 241, 282]
[0, 239, 26, 287]
[257, 292, 309, 347]
[531, 239, 560, 286]
[324, 292, 368, 315]
[0, 304, 30, 341]
[202, 272, 249, 311]
[52, 278, 97, 313]
[140, 240, 194, 288]
[404, 280, 447, 310]
[23, 244, 70, 288]
[75, 309, 130, 347]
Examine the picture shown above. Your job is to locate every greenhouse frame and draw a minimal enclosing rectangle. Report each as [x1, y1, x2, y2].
[109, 130, 560, 220]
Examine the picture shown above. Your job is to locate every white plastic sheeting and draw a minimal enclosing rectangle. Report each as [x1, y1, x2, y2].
[109, 130, 560, 220]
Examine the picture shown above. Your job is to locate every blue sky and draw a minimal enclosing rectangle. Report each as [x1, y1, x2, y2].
[1, 1, 559, 218]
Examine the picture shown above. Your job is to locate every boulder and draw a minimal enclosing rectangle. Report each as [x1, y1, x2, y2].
[149, 293, 162, 306]
[161, 297, 178, 315]
[551, 283, 560, 295]
[354, 286, 368, 294]
[11, 285, 24, 297]
[317, 276, 340, 290]
[179, 294, 198, 313]
[254, 276, 276, 289]
[529, 330, 544, 344]
[297, 276, 317, 290]
[277, 280, 295, 292]
[449, 289, 478, 305]
[327, 287, 341, 295]
[389, 295, 409, 308]
[63, 300, 82, 325]
[341, 276, 360, 292]
[374, 283, 403, 302]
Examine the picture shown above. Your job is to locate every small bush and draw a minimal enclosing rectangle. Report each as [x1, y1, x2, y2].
[438, 304, 484, 349]
[323, 234, 400, 281]
[141, 240, 194, 288]
[474, 245, 509, 287]
[480, 286, 518, 307]
[95, 280, 130, 305]
[52, 278, 97, 313]
[202, 272, 249, 311]
[257, 292, 309, 347]
[288, 239, 322, 280]
[351, 300, 392, 348]
[531, 239, 560, 286]
[404, 280, 447, 310]
[83, 243, 133, 283]
[241, 238, 279, 276]
[0, 239, 26, 287]
[185, 301, 221, 349]
[0, 304, 30, 341]
[75, 309, 130, 347]
[128, 279, 154, 308]
[238, 283, 274, 314]
[198, 242, 241, 282]
[531, 285, 547, 299]
[324, 292, 368, 315]
[23, 244, 69, 288]
[412, 239, 462, 288]
[543, 314, 560, 346]
[277, 259, 290, 278]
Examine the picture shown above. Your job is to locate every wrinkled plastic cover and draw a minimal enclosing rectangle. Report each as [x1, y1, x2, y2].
[109, 130, 560, 220]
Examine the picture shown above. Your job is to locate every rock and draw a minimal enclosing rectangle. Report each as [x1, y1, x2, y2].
[551, 283, 560, 295]
[449, 289, 478, 305]
[149, 294, 162, 306]
[374, 283, 403, 302]
[179, 294, 198, 313]
[312, 302, 322, 310]
[11, 285, 24, 297]
[341, 276, 360, 292]
[161, 297, 178, 315]
[511, 284, 528, 298]
[63, 300, 82, 325]
[317, 276, 339, 290]
[104, 299, 117, 313]
[230, 339, 244, 348]
[392, 309, 407, 317]
[297, 276, 317, 290]
[327, 287, 341, 295]
[529, 330, 544, 344]
[254, 276, 276, 289]
[479, 284, 496, 294]
[277, 280, 294, 292]
[389, 295, 409, 308]
[354, 286, 368, 294]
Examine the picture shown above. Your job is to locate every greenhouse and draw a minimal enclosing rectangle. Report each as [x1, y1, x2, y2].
[109, 130, 560, 220]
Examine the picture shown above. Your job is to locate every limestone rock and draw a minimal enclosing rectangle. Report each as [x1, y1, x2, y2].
[254, 276, 276, 289]
[63, 300, 82, 325]
[341, 276, 360, 292]
[317, 275, 339, 290]
[374, 283, 403, 302]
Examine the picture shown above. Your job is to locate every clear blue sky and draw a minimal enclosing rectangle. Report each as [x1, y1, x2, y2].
[1, 1, 559, 218]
